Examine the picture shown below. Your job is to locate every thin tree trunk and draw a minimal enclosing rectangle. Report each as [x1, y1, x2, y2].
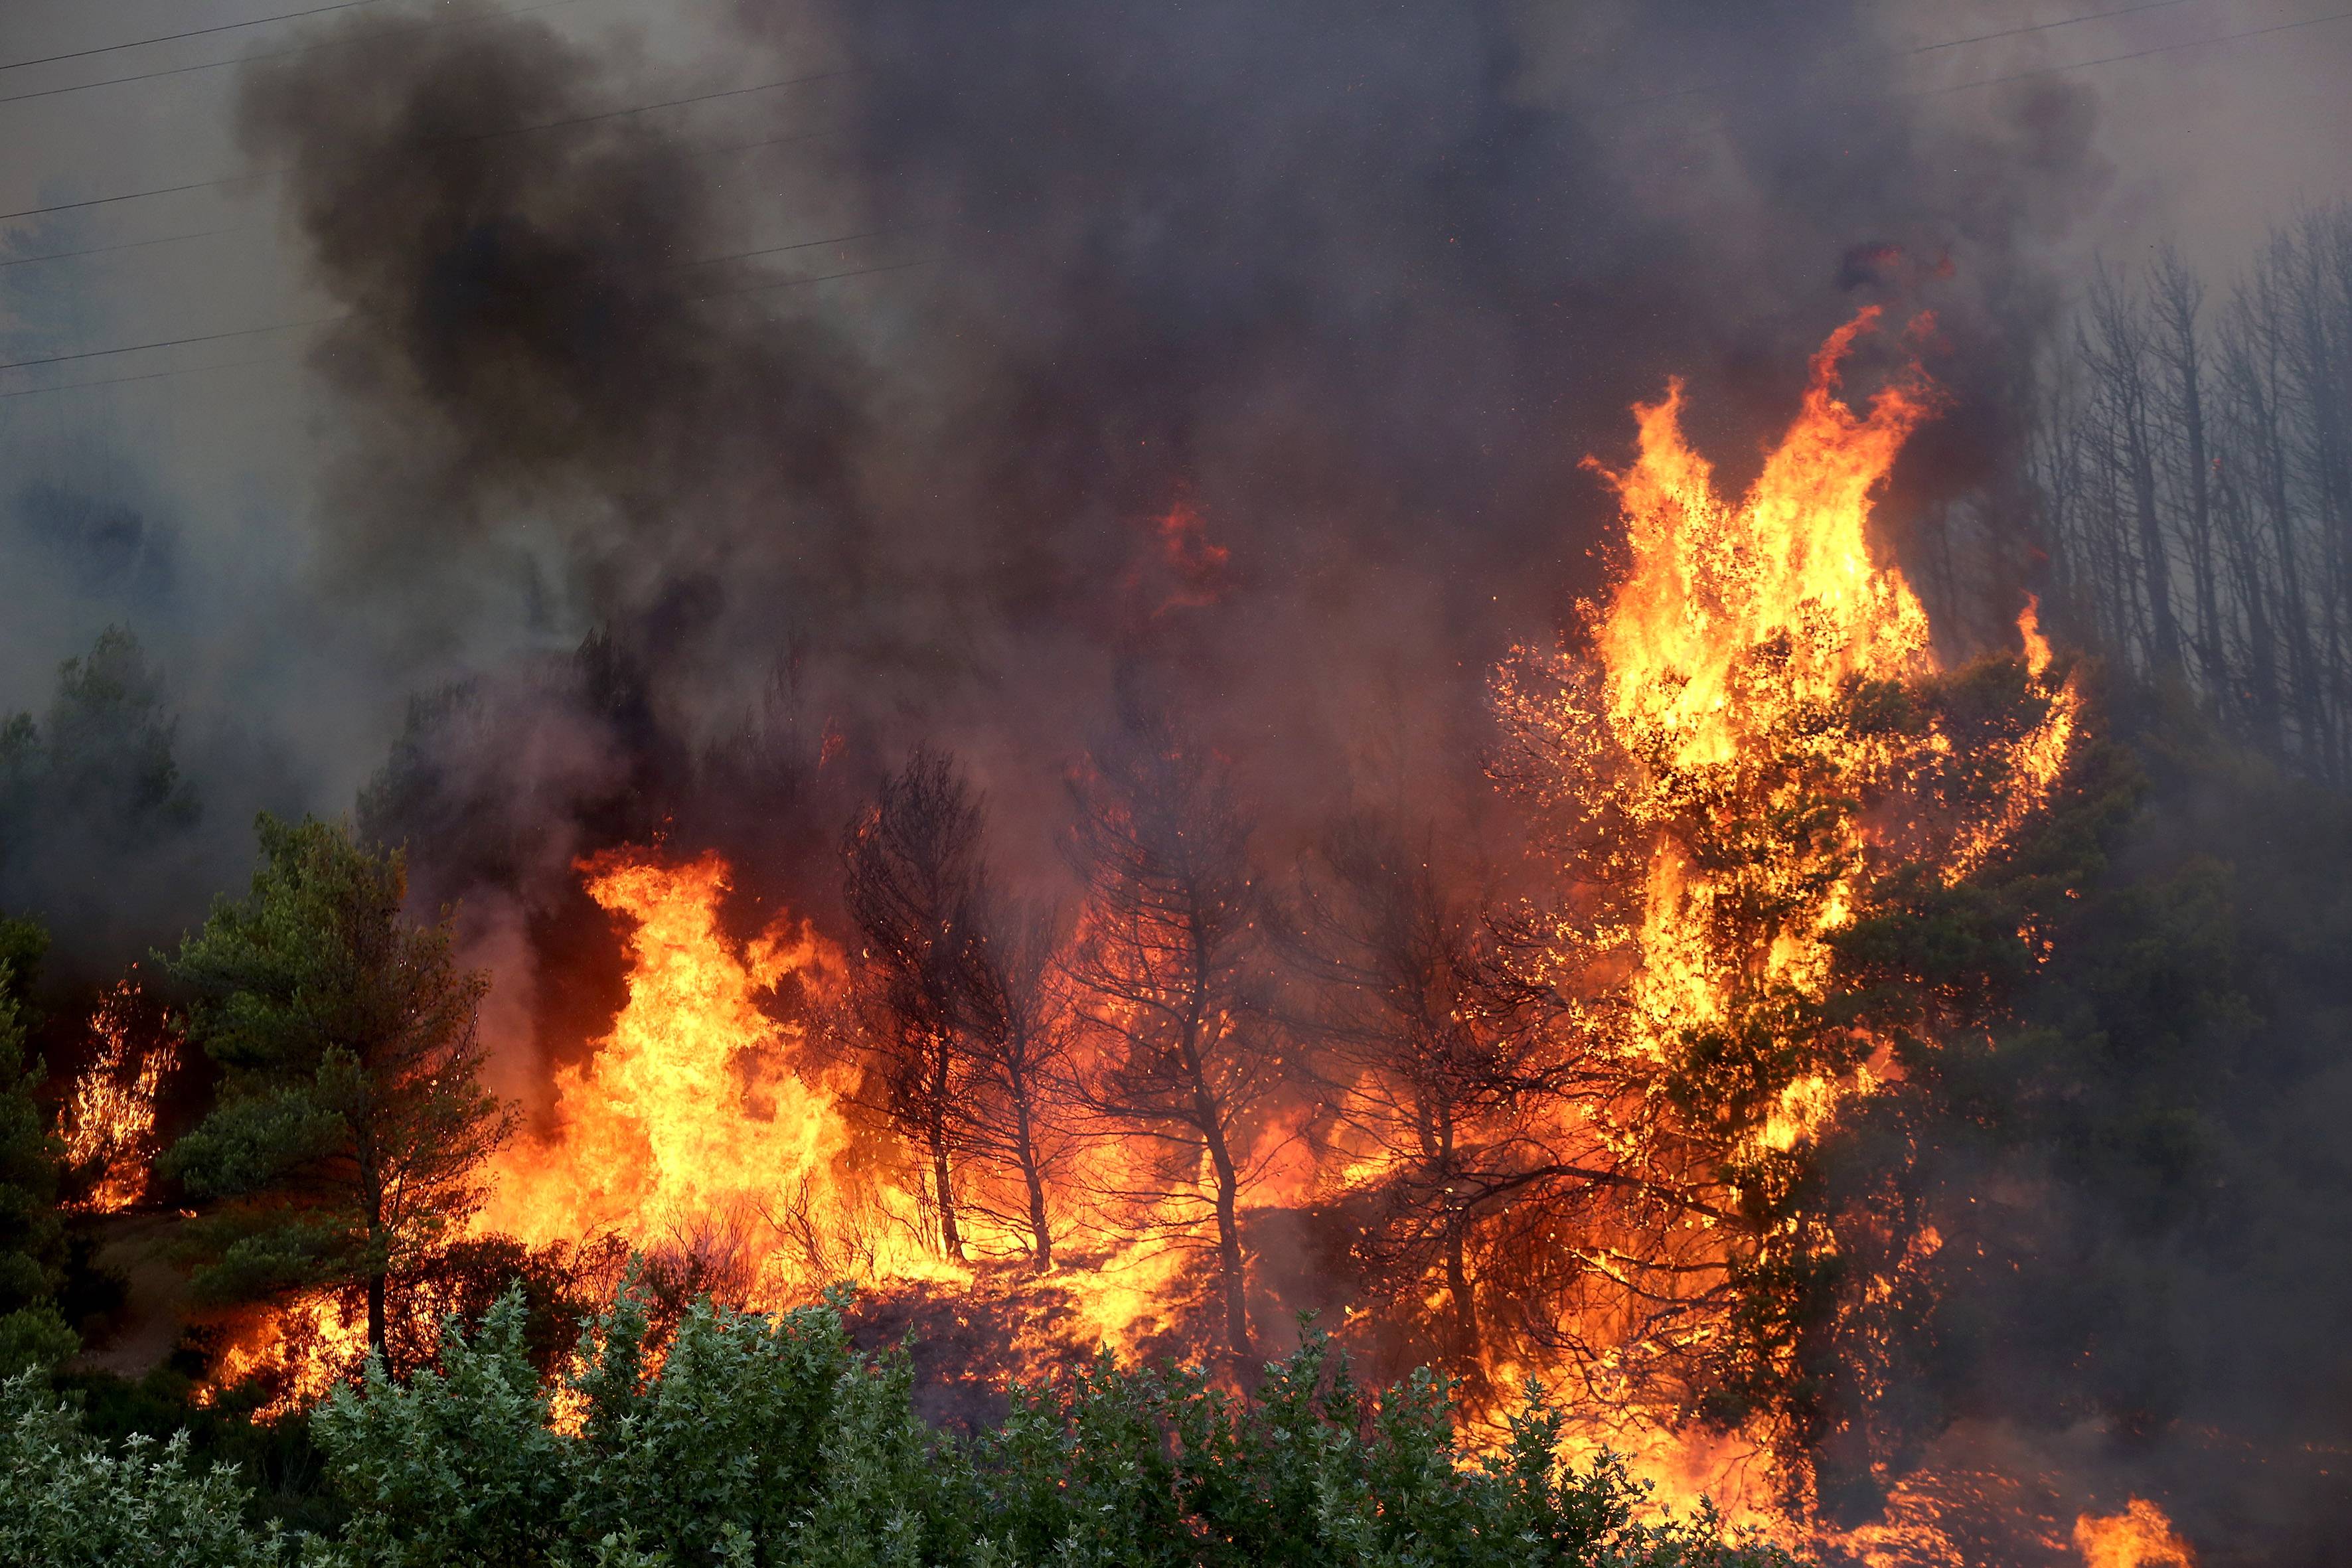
[929, 1038, 963, 1260]
[1009, 1079, 1053, 1269]
[366, 1263, 388, 1368]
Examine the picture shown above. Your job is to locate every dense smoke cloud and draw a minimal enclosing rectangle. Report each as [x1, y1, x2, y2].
[222, 0, 2110, 901]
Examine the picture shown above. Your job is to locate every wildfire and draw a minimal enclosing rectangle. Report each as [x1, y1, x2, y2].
[2073, 1499, 2195, 1568]
[1486, 307, 2082, 1539]
[474, 851, 975, 1304]
[192, 314, 2092, 1567]
[200, 1295, 370, 1420]
[57, 978, 175, 1213]
[1539, 304, 2078, 1140]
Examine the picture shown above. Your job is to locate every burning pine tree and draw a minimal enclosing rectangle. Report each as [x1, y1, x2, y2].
[1490, 307, 2079, 1508]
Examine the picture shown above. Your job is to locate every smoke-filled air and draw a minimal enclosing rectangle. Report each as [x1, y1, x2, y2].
[1, 2, 2349, 1564]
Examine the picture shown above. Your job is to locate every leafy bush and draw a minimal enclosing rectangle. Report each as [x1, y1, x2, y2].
[0, 1371, 294, 1567]
[0, 1280, 1794, 1568]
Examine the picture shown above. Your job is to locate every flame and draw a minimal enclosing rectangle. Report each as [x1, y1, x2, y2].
[57, 979, 175, 1213]
[199, 1294, 369, 1419]
[2073, 1498, 2195, 1568]
[208, 317, 2089, 1568]
[1121, 497, 1233, 620]
[1485, 308, 2082, 1541]
[1590, 308, 1938, 775]
[473, 851, 959, 1299]
[1572, 306, 2077, 1129]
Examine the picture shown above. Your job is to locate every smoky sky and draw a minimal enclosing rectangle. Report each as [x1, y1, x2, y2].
[3, 0, 2345, 925]
[204, 0, 2121, 878]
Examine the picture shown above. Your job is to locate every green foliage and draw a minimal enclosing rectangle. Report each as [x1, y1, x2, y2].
[162, 814, 513, 1361]
[0, 627, 198, 877]
[0, 1281, 1801, 1566]
[0, 1372, 295, 1567]
[305, 1282, 1792, 1568]
[0, 922, 74, 1378]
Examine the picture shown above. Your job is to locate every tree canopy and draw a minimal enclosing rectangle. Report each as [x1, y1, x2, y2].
[161, 815, 512, 1364]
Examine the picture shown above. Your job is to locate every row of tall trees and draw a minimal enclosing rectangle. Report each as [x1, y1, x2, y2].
[2035, 202, 2352, 779]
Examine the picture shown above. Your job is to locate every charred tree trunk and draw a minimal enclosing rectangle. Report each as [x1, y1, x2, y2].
[927, 1069, 964, 1261]
[1008, 1063, 1054, 1269]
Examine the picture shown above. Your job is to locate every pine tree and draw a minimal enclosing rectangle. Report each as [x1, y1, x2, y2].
[0, 917, 74, 1375]
[161, 815, 513, 1366]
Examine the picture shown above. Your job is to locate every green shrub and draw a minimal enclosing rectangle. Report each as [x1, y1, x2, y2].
[0, 1279, 1795, 1568]
[0, 1371, 293, 1567]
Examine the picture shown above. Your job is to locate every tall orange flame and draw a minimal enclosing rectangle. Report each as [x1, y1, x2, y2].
[2073, 1498, 2196, 1568]
[58, 979, 175, 1214]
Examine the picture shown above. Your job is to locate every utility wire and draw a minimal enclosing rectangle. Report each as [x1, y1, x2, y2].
[0, 0, 599, 110]
[0, 229, 226, 272]
[0, 121, 839, 277]
[0, 351, 296, 403]
[1613, 3, 2352, 148]
[1609, 0, 2207, 110]
[0, 255, 935, 404]
[0, 63, 848, 227]
[0, 312, 349, 375]
[0, 226, 912, 382]
[1918, 2, 2352, 96]
[0, 0, 391, 75]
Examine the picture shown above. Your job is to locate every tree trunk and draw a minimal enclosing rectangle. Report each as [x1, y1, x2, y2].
[366, 1262, 388, 1368]
[927, 1034, 963, 1260]
[929, 1120, 963, 1261]
[1444, 1219, 1475, 1368]
[1204, 1123, 1251, 1362]
[1010, 1079, 1052, 1269]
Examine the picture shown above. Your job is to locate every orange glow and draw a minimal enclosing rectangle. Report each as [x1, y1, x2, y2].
[57, 979, 175, 1213]
[199, 1294, 368, 1420]
[2073, 1498, 2195, 1568]
[1489, 308, 2082, 1539]
[216, 317, 2088, 1566]
[472, 851, 967, 1302]
[1551, 305, 2078, 1137]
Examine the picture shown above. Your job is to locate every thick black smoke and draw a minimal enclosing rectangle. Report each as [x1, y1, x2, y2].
[232, 0, 2106, 917]
[241, 1, 2352, 1551]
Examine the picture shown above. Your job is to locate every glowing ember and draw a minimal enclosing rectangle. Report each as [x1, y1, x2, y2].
[2073, 1498, 2195, 1568]
[56, 979, 175, 1213]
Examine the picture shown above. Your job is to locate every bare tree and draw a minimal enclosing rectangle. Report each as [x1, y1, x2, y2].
[1285, 818, 1530, 1371]
[1064, 715, 1276, 1362]
[842, 747, 988, 1261]
[956, 896, 1072, 1270]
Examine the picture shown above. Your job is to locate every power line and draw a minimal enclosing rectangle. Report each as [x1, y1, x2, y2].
[0, 227, 911, 383]
[0, 312, 349, 375]
[1902, 0, 2203, 58]
[734, 256, 938, 297]
[0, 229, 225, 272]
[0, 351, 297, 404]
[1610, 0, 2207, 110]
[1919, 3, 2352, 97]
[0, 63, 848, 228]
[0, 0, 390, 76]
[0, 0, 600, 110]
[1613, 2, 2352, 149]
[0, 257, 936, 409]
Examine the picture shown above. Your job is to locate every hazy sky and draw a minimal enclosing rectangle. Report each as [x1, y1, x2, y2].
[1, 0, 2347, 814]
